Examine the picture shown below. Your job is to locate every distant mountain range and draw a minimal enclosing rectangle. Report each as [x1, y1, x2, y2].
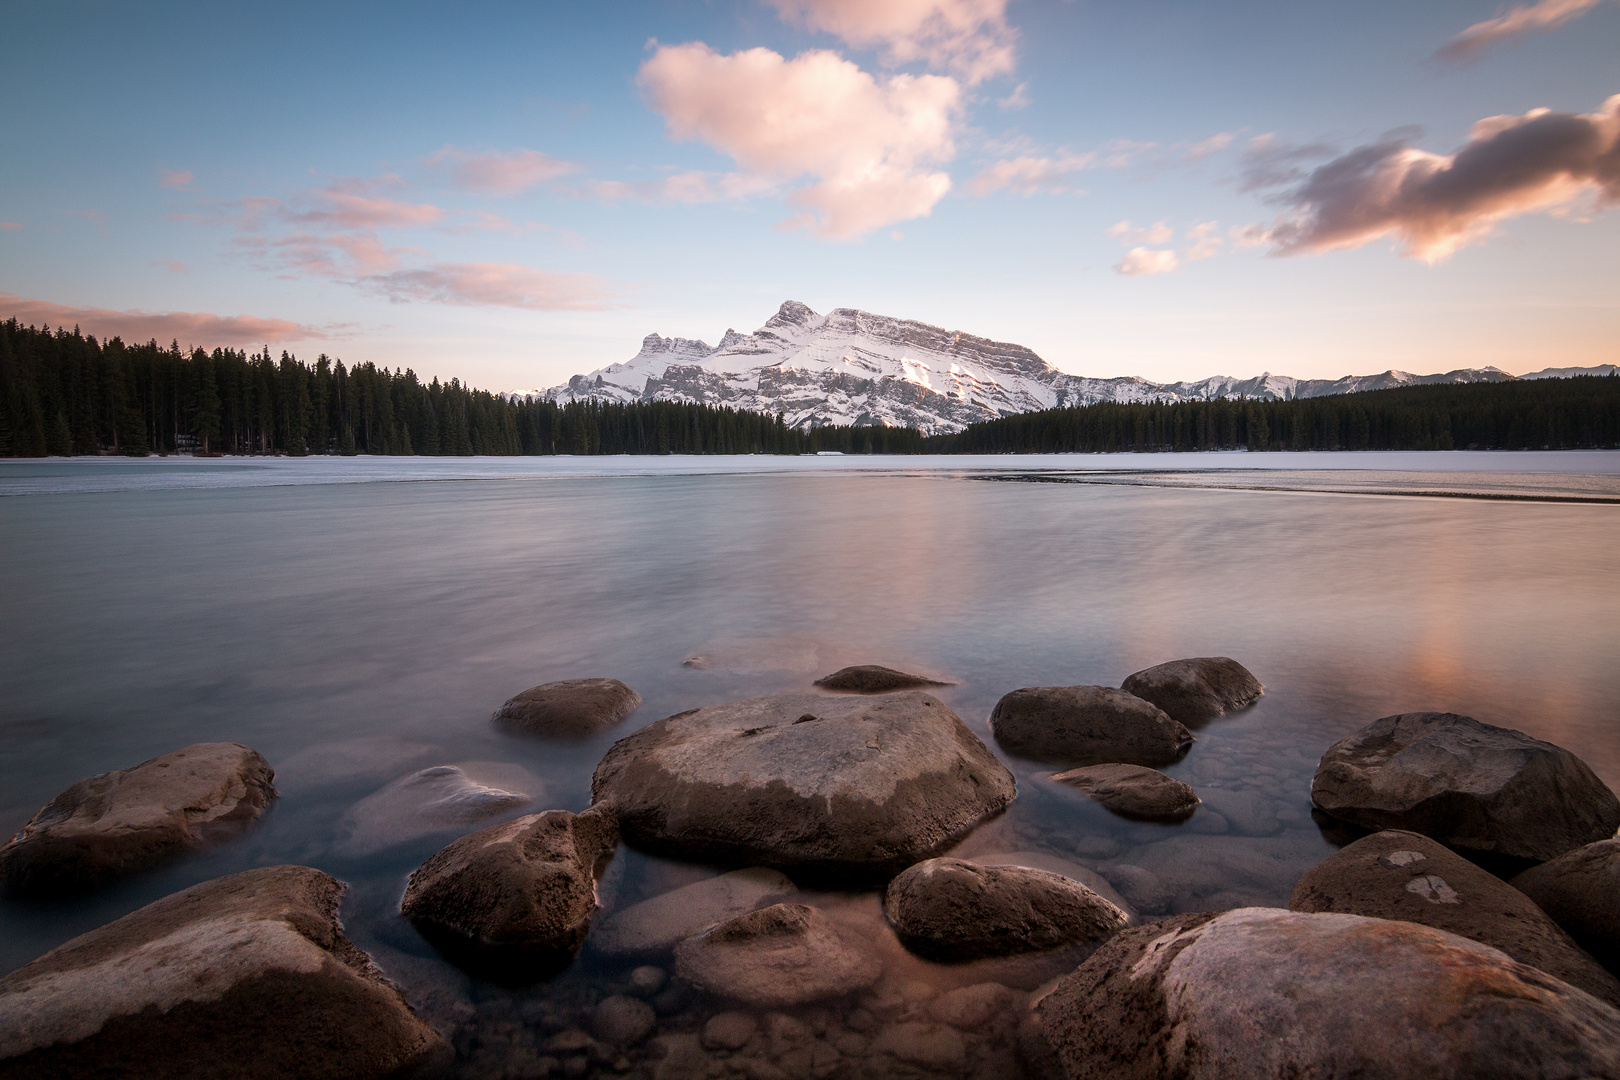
[522, 301, 1617, 435]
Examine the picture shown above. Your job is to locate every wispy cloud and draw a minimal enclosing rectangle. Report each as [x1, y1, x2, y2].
[0, 222, 21, 231]
[1265, 94, 1620, 261]
[1437, 0, 1612, 63]
[366, 262, 612, 310]
[1105, 219, 1174, 245]
[1184, 221, 1223, 261]
[426, 146, 579, 195]
[161, 169, 194, 190]
[1114, 247, 1179, 276]
[764, 0, 1017, 84]
[637, 42, 961, 239]
[0, 292, 322, 347]
[968, 152, 1093, 196]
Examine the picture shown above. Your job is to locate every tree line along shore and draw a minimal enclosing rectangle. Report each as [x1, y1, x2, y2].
[2, 319, 1616, 458]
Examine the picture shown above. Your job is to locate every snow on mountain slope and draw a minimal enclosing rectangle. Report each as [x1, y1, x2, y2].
[533, 301, 1614, 434]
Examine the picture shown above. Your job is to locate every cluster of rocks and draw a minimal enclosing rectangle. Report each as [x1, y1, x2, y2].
[7, 661, 1620, 1080]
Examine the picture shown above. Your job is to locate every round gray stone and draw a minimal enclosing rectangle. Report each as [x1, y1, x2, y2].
[492, 678, 642, 737]
[1120, 657, 1264, 727]
[1051, 764, 1200, 821]
[990, 686, 1192, 767]
[673, 903, 881, 1009]
[1513, 839, 1620, 974]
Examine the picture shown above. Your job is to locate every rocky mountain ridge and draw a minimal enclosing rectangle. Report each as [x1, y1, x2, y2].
[527, 301, 1616, 435]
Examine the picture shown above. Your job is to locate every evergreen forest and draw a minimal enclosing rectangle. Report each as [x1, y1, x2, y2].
[3, 317, 1615, 458]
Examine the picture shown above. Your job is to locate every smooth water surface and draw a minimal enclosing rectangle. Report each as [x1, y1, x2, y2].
[2, 452, 1617, 1076]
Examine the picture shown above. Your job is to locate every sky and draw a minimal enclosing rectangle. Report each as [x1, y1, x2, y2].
[0, 0, 1616, 390]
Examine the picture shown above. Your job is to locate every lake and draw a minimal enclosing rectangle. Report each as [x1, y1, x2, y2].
[3, 451, 1618, 1077]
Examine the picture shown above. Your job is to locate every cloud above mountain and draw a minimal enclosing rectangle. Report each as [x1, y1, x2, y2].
[637, 42, 960, 239]
[1268, 94, 1620, 260]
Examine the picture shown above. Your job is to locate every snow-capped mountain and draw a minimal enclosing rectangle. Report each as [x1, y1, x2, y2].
[529, 301, 1612, 435]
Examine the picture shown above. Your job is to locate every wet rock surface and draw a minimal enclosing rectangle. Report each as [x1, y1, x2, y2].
[334, 762, 538, 858]
[590, 691, 1015, 876]
[1120, 656, 1264, 727]
[592, 867, 798, 959]
[1311, 712, 1620, 861]
[0, 742, 277, 895]
[1514, 839, 1620, 974]
[400, 807, 619, 972]
[1290, 829, 1620, 1007]
[884, 857, 1129, 962]
[989, 685, 1193, 767]
[1050, 763, 1200, 821]
[673, 902, 883, 1009]
[492, 678, 643, 737]
[0, 866, 445, 1080]
[1034, 907, 1620, 1080]
[813, 665, 949, 693]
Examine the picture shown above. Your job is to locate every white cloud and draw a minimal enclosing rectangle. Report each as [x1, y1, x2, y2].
[1105, 219, 1174, 245]
[637, 42, 961, 239]
[764, 0, 1016, 84]
[1114, 247, 1180, 276]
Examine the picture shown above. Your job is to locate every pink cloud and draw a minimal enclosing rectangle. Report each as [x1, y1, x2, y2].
[638, 42, 960, 239]
[1268, 94, 1620, 261]
[426, 146, 579, 195]
[1184, 222, 1223, 261]
[162, 260, 189, 274]
[766, 0, 1016, 84]
[969, 153, 1093, 196]
[366, 262, 613, 310]
[287, 184, 443, 229]
[1105, 219, 1174, 245]
[161, 169, 194, 189]
[1114, 248, 1180, 276]
[1437, 0, 1611, 63]
[0, 292, 321, 347]
[0, 222, 21, 231]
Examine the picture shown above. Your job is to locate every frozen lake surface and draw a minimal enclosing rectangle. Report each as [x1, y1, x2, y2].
[2, 451, 1617, 1075]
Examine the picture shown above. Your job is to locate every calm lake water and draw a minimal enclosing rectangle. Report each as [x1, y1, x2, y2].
[3, 451, 1618, 1076]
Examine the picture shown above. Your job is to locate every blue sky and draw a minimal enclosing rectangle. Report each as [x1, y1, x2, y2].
[1, 0, 1616, 389]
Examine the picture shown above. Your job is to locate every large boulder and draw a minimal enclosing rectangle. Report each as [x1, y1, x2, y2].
[813, 665, 947, 693]
[0, 743, 276, 895]
[1033, 907, 1620, 1080]
[400, 806, 618, 975]
[989, 686, 1193, 767]
[883, 857, 1128, 962]
[0, 866, 445, 1080]
[492, 678, 641, 737]
[590, 692, 1014, 876]
[590, 867, 797, 958]
[1514, 840, 1620, 974]
[1051, 763, 1200, 821]
[1290, 829, 1620, 1007]
[1120, 657, 1264, 727]
[1311, 712, 1620, 862]
[673, 902, 882, 1008]
[333, 762, 536, 858]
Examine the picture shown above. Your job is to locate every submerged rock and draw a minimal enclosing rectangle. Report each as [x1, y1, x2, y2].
[673, 902, 882, 1008]
[1311, 712, 1620, 862]
[1051, 763, 1200, 821]
[1120, 656, 1264, 727]
[813, 665, 948, 693]
[333, 762, 537, 858]
[971, 850, 1135, 919]
[989, 686, 1193, 767]
[1034, 907, 1620, 1080]
[0, 866, 445, 1080]
[591, 867, 797, 958]
[590, 691, 1014, 877]
[0, 742, 276, 895]
[884, 857, 1128, 962]
[491, 678, 642, 737]
[590, 995, 656, 1046]
[1291, 829, 1620, 1007]
[1514, 839, 1620, 974]
[400, 806, 618, 974]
